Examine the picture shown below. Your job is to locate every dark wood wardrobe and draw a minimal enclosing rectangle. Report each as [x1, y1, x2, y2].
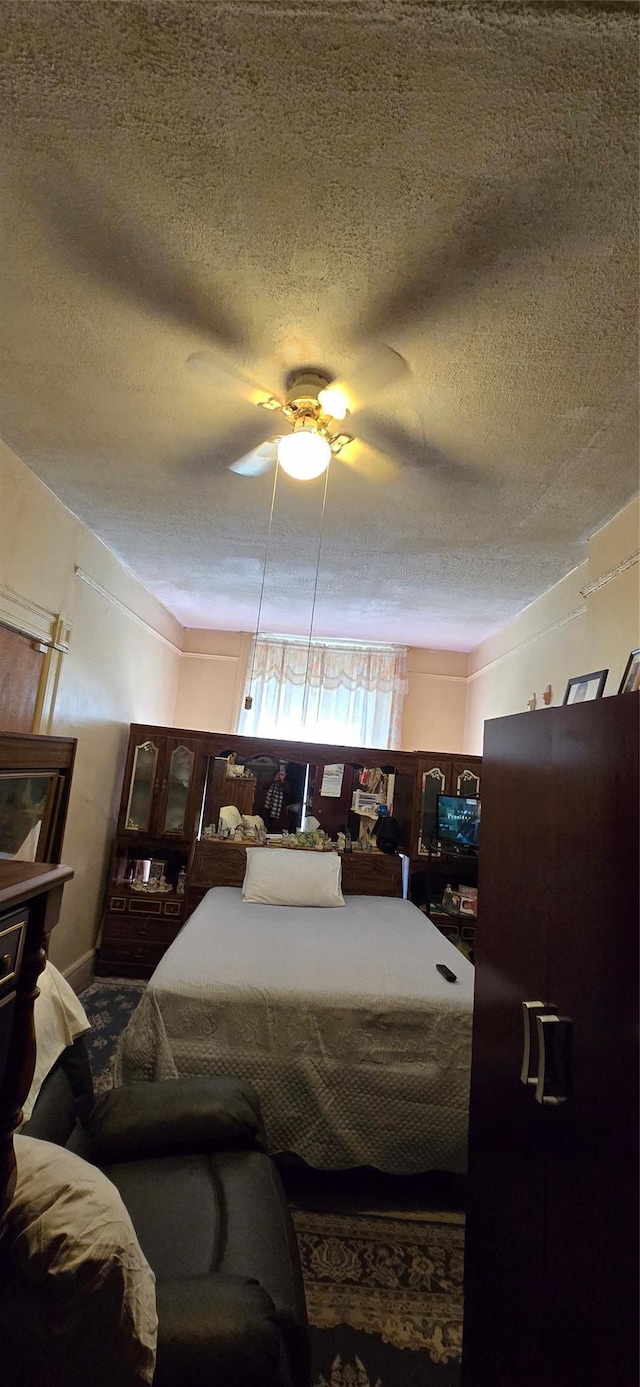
[462, 693, 639, 1387]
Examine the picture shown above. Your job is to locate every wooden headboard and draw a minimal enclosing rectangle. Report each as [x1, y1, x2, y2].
[186, 840, 402, 917]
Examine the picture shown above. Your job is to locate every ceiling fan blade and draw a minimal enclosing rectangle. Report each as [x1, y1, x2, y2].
[185, 350, 282, 409]
[360, 168, 569, 340]
[37, 175, 247, 354]
[229, 441, 278, 477]
[353, 412, 477, 483]
[182, 414, 287, 476]
[337, 439, 399, 485]
[329, 345, 410, 414]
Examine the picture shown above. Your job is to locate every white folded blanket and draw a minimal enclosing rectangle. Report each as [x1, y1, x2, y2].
[22, 962, 90, 1122]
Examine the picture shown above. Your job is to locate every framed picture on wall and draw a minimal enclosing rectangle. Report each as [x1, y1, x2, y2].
[618, 648, 640, 694]
[562, 669, 608, 705]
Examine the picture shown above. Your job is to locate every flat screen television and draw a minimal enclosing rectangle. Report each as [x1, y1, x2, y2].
[436, 794, 481, 852]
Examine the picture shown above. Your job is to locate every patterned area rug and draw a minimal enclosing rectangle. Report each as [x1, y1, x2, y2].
[80, 980, 464, 1386]
[295, 1208, 463, 1386]
[80, 979, 144, 1092]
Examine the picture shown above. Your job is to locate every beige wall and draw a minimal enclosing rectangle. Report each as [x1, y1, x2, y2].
[587, 497, 640, 691]
[0, 440, 182, 981]
[401, 648, 468, 752]
[173, 629, 251, 733]
[465, 497, 640, 754]
[174, 633, 470, 752]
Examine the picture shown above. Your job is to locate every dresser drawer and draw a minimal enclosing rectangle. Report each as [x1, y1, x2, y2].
[109, 894, 184, 919]
[103, 915, 182, 946]
[0, 910, 27, 995]
[340, 852, 401, 896]
[98, 938, 170, 973]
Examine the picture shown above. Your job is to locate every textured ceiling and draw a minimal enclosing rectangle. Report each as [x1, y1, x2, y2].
[0, 0, 638, 649]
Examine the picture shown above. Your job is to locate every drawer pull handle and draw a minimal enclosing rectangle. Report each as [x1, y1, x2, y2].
[535, 1014, 573, 1106]
[520, 1001, 555, 1085]
[0, 953, 11, 976]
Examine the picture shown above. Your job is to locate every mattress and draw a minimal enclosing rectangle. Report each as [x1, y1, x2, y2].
[114, 888, 474, 1173]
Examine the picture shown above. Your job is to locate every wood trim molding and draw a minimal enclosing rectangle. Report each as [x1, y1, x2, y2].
[406, 669, 467, 684]
[467, 603, 587, 682]
[62, 946, 96, 995]
[0, 584, 62, 647]
[580, 548, 640, 597]
[179, 651, 239, 661]
[0, 585, 71, 733]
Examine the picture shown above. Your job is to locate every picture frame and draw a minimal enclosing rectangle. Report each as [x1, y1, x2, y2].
[148, 859, 166, 882]
[618, 648, 640, 695]
[562, 669, 608, 705]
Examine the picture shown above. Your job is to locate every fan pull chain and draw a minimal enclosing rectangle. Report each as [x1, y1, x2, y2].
[244, 463, 280, 711]
[301, 463, 331, 724]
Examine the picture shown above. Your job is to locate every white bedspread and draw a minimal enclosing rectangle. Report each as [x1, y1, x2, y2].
[114, 889, 474, 1173]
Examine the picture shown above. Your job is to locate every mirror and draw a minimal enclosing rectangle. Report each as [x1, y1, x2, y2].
[125, 740, 159, 832]
[200, 754, 309, 837]
[456, 767, 481, 798]
[161, 744, 195, 835]
[418, 765, 447, 855]
[198, 750, 410, 849]
[0, 773, 58, 861]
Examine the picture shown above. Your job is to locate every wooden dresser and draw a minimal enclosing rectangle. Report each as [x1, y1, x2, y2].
[98, 722, 481, 976]
[0, 862, 74, 1215]
[186, 840, 402, 917]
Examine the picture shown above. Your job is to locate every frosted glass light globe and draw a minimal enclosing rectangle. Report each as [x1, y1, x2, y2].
[318, 385, 349, 421]
[277, 429, 331, 481]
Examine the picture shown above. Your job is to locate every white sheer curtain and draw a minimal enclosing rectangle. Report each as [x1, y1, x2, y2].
[237, 638, 408, 748]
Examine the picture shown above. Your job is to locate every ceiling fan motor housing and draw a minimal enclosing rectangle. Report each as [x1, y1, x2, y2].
[284, 368, 332, 408]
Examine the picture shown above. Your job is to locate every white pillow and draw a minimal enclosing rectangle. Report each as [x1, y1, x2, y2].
[242, 846, 344, 907]
[7, 1135, 158, 1385]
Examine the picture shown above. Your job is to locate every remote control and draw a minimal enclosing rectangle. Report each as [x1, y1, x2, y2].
[436, 963, 457, 983]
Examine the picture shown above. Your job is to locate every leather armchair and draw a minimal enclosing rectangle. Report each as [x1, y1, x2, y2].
[15, 1045, 309, 1387]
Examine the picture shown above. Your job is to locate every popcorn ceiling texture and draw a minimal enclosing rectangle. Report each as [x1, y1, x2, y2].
[0, 0, 637, 649]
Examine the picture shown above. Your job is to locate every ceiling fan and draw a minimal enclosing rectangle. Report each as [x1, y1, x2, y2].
[187, 346, 410, 481]
[37, 164, 571, 491]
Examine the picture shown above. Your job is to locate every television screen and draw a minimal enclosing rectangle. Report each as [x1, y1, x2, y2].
[437, 795, 481, 851]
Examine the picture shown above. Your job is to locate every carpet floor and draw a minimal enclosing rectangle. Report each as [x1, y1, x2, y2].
[80, 979, 464, 1387]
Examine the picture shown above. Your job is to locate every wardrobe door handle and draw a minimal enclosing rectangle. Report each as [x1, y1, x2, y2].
[520, 1001, 555, 1085]
[535, 1014, 573, 1106]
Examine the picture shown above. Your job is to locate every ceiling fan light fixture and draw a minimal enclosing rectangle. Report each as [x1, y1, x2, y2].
[318, 384, 349, 420]
[277, 427, 331, 481]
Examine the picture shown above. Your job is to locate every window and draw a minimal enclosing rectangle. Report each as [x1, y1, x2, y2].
[237, 637, 408, 748]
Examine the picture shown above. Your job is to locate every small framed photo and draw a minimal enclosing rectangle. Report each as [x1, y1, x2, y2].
[149, 859, 166, 882]
[618, 648, 640, 695]
[563, 669, 608, 705]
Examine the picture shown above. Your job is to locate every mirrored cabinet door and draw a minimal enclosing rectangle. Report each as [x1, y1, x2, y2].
[160, 743, 196, 836]
[451, 760, 481, 798]
[155, 737, 201, 840]
[124, 740, 160, 833]
[417, 761, 449, 855]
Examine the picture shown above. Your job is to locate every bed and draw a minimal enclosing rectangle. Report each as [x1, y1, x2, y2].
[114, 874, 474, 1174]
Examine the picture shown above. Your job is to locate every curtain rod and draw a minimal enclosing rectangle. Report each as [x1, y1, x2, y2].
[255, 634, 406, 652]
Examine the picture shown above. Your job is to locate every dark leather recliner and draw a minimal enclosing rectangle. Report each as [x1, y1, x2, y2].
[7, 1041, 309, 1387]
